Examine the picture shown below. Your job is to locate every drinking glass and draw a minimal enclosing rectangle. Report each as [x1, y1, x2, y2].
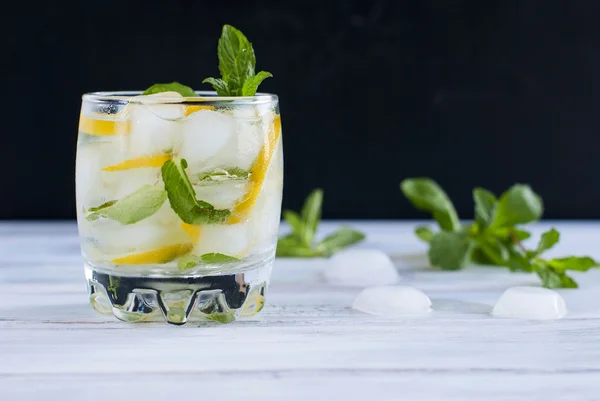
[76, 91, 283, 325]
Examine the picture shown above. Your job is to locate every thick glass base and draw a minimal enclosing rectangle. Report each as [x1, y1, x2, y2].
[85, 259, 272, 325]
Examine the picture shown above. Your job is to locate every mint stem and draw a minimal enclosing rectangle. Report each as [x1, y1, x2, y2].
[509, 230, 528, 254]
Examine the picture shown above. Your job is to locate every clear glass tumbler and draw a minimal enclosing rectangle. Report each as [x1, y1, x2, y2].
[76, 91, 283, 325]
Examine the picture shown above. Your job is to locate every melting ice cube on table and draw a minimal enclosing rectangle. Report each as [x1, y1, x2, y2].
[324, 249, 400, 286]
[353, 285, 432, 315]
[492, 286, 567, 320]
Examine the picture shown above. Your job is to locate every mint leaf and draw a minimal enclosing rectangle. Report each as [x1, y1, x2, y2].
[415, 226, 434, 243]
[142, 82, 196, 97]
[178, 253, 239, 271]
[536, 263, 578, 289]
[86, 185, 167, 225]
[300, 189, 323, 247]
[536, 228, 560, 255]
[202, 77, 230, 96]
[201, 253, 240, 264]
[276, 235, 322, 257]
[473, 188, 496, 228]
[106, 276, 120, 298]
[547, 256, 598, 272]
[197, 167, 249, 182]
[490, 228, 531, 241]
[178, 255, 201, 271]
[282, 210, 306, 244]
[205, 310, 236, 323]
[506, 247, 533, 272]
[316, 227, 366, 256]
[474, 237, 509, 266]
[490, 184, 543, 228]
[276, 246, 321, 257]
[471, 248, 504, 266]
[217, 25, 255, 96]
[429, 230, 473, 270]
[86, 200, 117, 219]
[276, 189, 365, 258]
[277, 233, 298, 247]
[242, 71, 273, 96]
[400, 178, 460, 231]
[512, 229, 532, 241]
[161, 159, 230, 224]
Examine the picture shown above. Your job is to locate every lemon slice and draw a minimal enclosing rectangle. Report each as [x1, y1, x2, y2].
[79, 113, 130, 136]
[180, 223, 201, 243]
[112, 243, 193, 265]
[185, 105, 215, 116]
[241, 291, 265, 316]
[102, 154, 172, 171]
[228, 115, 281, 224]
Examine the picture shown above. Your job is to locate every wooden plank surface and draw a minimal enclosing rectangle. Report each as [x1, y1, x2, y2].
[1, 221, 600, 401]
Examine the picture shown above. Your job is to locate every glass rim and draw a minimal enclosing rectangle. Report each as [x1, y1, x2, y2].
[82, 90, 278, 105]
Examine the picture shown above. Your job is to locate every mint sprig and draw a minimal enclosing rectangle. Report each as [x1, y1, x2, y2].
[401, 179, 460, 231]
[276, 189, 365, 257]
[401, 178, 599, 288]
[203, 25, 272, 96]
[161, 159, 230, 224]
[85, 185, 167, 225]
[142, 82, 196, 97]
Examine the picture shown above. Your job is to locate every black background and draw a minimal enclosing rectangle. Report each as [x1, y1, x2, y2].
[6, 0, 600, 220]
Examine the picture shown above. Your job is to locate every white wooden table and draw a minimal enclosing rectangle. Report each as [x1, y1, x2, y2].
[1, 221, 600, 401]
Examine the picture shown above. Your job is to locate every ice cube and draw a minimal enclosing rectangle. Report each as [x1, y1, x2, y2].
[200, 107, 270, 171]
[128, 92, 185, 157]
[153, 201, 183, 226]
[492, 286, 567, 320]
[101, 168, 161, 201]
[76, 144, 105, 208]
[353, 285, 432, 315]
[192, 181, 249, 210]
[270, 133, 284, 180]
[192, 223, 255, 257]
[246, 176, 283, 246]
[178, 110, 236, 170]
[89, 211, 188, 258]
[233, 118, 266, 170]
[76, 142, 121, 208]
[230, 102, 275, 120]
[324, 249, 400, 286]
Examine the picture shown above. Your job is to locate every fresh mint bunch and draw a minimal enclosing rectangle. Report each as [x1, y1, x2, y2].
[401, 178, 598, 288]
[276, 189, 365, 257]
[203, 25, 272, 96]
